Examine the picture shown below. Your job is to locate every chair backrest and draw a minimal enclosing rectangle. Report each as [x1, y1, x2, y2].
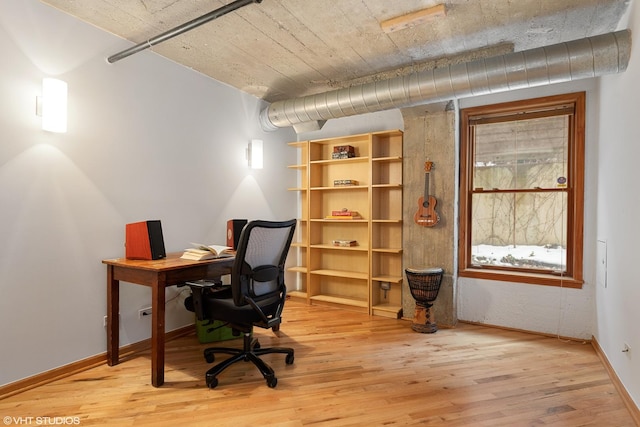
[231, 219, 296, 310]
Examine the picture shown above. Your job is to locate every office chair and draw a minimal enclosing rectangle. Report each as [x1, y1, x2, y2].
[185, 219, 296, 389]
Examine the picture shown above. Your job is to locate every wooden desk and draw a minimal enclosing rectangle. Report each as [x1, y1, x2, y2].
[102, 252, 234, 387]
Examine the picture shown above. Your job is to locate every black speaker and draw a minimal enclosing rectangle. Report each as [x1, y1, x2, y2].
[226, 219, 248, 250]
[125, 220, 166, 260]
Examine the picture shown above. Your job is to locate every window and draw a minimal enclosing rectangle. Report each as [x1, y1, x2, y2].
[458, 93, 584, 288]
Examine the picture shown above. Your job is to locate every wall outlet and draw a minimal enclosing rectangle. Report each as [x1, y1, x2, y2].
[138, 307, 152, 318]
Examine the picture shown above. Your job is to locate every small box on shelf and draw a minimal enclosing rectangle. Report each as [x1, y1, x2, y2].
[333, 179, 358, 186]
[331, 209, 358, 216]
[325, 208, 362, 220]
[332, 240, 358, 247]
[332, 145, 356, 159]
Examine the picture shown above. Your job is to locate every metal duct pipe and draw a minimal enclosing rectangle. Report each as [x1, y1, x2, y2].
[260, 30, 631, 131]
[108, 0, 262, 64]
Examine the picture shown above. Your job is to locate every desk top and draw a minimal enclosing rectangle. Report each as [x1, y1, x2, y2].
[102, 252, 235, 272]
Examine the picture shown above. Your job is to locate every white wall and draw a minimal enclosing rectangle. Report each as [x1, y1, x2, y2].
[0, 0, 296, 387]
[595, 0, 640, 407]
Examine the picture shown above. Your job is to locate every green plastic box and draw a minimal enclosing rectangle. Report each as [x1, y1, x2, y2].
[195, 318, 240, 343]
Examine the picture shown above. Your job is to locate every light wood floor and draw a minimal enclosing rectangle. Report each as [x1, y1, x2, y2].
[0, 301, 636, 426]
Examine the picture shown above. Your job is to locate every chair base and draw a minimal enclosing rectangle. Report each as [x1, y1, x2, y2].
[202, 332, 294, 389]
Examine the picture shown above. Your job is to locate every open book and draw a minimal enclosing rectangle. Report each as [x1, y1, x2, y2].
[180, 243, 234, 261]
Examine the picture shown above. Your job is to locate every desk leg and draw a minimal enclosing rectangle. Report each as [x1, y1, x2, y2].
[106, 266, 119, 366]
[151, 278, 166, 387]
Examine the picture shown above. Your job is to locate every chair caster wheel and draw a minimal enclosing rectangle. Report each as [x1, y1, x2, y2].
[206, 377, 218, 389]
[285, 354, 294, 365]
[266, 376, 278, 388]
[204, 353, 215, 363]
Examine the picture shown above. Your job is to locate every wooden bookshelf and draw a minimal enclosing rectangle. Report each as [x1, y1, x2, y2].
[287, 130, 403, 317]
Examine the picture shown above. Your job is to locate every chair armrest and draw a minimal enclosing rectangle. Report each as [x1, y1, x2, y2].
[184, 280, 222, 321]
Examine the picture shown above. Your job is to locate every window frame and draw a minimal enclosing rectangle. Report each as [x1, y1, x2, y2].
[458, 92, 585, 289]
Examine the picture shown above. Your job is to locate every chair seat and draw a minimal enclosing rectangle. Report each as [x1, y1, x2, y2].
[203, 294, 282, 329]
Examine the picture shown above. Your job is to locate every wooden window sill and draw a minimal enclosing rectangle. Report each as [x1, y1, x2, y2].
[459, 267, 583, 289]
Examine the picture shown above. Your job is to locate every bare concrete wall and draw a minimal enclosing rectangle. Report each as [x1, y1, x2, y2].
[401, 105, 457, 327]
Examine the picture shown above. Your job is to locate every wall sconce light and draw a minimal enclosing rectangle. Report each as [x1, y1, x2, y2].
[37, 78, 68, 133]
[248, 139, 263, 169]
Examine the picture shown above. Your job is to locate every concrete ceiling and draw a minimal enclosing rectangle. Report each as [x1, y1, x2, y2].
[41, 0, 631, 103]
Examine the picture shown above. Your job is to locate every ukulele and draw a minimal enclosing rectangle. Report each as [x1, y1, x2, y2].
[414, 161, 440, 227]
